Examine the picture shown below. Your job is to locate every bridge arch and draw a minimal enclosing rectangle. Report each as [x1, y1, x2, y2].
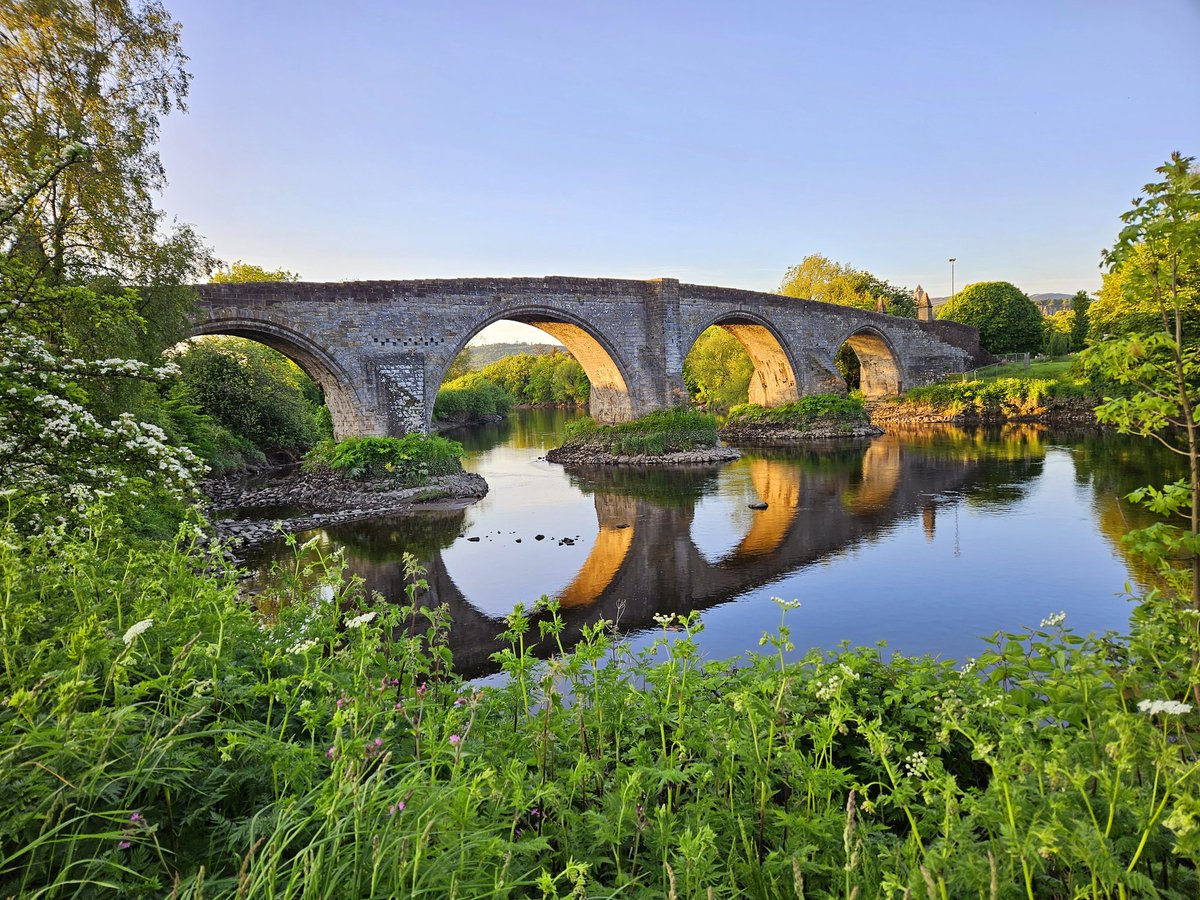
[685, 312, 800, 407]
[188, 318, 369, 439]
[833, 324, 903, 398]
[435, 305, 637, 425]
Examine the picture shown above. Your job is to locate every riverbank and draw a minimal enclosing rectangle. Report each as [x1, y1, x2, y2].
[203, 468, 488, 553]
[545, 443, 741, 465]
[868, 392, 1100, 426]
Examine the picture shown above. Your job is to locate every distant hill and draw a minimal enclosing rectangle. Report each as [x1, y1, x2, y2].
[458, 342, 563, 369]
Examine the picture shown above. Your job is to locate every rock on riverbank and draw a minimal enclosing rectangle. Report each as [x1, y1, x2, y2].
[204, 469, 488, 554]
[719, 421, 883, 444]
[545, 444, 741, 466]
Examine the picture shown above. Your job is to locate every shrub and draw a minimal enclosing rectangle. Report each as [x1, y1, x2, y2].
[561, 408, 720, 455]
[304, 435, 464, 482]
[937, 281, 1045, 355]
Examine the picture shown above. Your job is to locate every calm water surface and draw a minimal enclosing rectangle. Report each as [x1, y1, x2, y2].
[243, 409, 1177, 675]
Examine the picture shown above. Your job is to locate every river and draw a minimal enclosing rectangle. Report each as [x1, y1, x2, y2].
[241, 409, 1177, 675]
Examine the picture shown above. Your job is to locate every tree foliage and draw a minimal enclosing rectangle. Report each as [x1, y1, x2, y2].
[1070, 289, 1091, 349]
[937, 281, 1044, 355]
[780, 253, 915, 317]
[1090, 242, 1200, 341]
[474, 350, 590, 407]
[171, 339, 322, 455]
[1078, 152, 1200, 688]
[0, 0, 199, 283]
[210, 261, 301, 283]
[682, 326, 754, 410]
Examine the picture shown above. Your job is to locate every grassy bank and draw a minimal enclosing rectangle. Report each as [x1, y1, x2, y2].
[559, 408, 721, 456]
[303, 434, 464, 483]
[877, 368, 1099, 421]
[725, 394, 872, 430]
[2, 520, 1198, 897]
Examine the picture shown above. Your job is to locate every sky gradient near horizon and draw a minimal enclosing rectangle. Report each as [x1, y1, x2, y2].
[158, 1, 1199, 320]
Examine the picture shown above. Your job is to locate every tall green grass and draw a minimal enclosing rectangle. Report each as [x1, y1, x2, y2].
[2, 509, 1199, 897]
[303, 434, 464, 482]
[561, 408, 720, 456]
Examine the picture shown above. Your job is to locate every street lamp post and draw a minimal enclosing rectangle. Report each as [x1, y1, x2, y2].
[948, 258, 956, 298]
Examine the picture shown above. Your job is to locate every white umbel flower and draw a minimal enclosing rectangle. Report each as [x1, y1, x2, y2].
[345, 611, 377, 629]
[1137, 699, 1192, 716]
[122, 618, 154, 646]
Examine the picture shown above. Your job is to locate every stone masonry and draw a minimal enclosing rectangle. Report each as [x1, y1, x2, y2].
[192, 277, 982, 438]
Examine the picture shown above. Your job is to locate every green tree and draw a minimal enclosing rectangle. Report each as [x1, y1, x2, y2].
[936, 281, 1044, 355]
[1078, 152, 1200, 676]
[779, 253, 915, 317]
[173, 339, 319, 454]
[211, 261, 300, 283]
[1, 0, 210, 427]
[1069, 289, 1091, 349]
[1089, 241, 1200, 341]
[1043, 309, 1073, 356]
[0, 0, 196, 283]
[682, 326, 754, 410]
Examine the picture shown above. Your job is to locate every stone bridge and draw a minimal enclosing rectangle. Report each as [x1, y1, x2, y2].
[193, 277, 981, 436]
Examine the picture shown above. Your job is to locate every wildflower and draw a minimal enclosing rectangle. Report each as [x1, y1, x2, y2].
[129, 812, 142, 824]
[416, 682, 427, 699]
[122, 618, 153, 646]
[118, 840, 131, 850]
[1040, 611, 1067, 628]
[903, 751, 929, 777]
[289, 638, 319, 654]
[771, 596, 802, 611]
[345, 611, 376, 629]
[454, 696, 467, 707]
[449, 734, 461, 746]
[326, 746, 336, 759]
[374, 738, 383, 748]
[1138, 699, 1192, 716]
[389, 801, 405, 816]
[319, 584, 336, 602]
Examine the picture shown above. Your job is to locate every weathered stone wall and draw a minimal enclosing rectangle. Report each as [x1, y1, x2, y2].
[193, 276, 979, 437]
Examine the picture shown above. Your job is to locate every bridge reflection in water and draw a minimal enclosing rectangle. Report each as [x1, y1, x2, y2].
[277, 427, 1040, 676]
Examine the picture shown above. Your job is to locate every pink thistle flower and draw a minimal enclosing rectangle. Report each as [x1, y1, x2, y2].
[449, 734, 461, 746]
[389, 801, 405, 816]
[416, 682, 427, 698]
[326, 746, 336, 759]
[129, 812, 142, 824]
[454, 696, 467, 707]
[118, 840, 131, 850]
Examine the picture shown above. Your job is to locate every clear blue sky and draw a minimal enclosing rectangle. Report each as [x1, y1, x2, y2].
[159, 0, 1199, 303]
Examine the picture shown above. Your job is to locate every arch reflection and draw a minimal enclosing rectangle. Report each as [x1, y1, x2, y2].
[247, 425, 1058, 677]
